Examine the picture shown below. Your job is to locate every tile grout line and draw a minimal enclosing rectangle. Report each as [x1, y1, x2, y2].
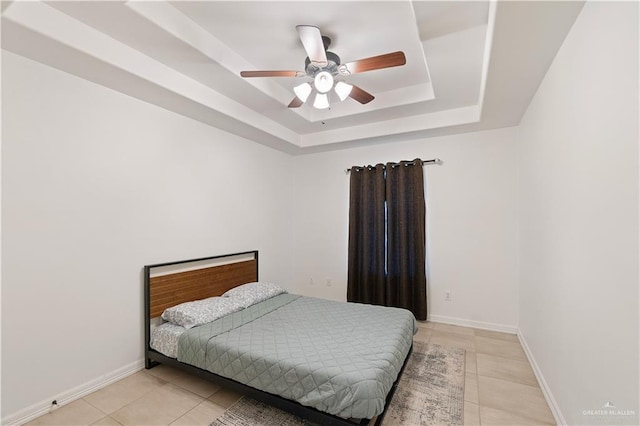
[83, 373, 172, 419]
[474, 352, 481, 425]
[475, 373, 546, 389]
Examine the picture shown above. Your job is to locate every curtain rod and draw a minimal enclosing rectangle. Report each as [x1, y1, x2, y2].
[344, 158, 442, 174]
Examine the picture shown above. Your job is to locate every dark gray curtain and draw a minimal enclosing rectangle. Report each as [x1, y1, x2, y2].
[347, 164, 386, 305]
[385, 161, 427, 320]
[347, 159, 427, 320]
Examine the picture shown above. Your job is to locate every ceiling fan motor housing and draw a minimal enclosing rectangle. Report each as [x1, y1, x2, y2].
[305, 51, 341, 77]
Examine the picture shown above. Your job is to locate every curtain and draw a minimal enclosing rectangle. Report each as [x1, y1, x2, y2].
[347, 159, 427, 320]
[385, 161, 427, 320]
[347, 164, 386, 305]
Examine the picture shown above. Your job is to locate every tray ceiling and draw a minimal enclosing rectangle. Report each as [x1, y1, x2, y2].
[2, 1, 584, 154]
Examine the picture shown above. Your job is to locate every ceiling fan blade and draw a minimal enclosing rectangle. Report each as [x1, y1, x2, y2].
[288, 97, 304, 108]
[240, 70, 305, 78]
[296, 25, 328, 66]
[349, 85, 375, 104]
[340, 51, 406, 75]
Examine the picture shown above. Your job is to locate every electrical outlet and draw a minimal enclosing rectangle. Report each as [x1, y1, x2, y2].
[445, 291, 452, 301]
[309, 278, 314, 286]
[326, 278, 332, 287]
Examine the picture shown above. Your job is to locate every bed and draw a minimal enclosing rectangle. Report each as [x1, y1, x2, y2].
[144, 251, 416, 425]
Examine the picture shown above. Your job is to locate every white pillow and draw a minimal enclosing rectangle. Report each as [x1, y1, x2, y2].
[161, 296, 245, 329]
[222, 282, 287, 307]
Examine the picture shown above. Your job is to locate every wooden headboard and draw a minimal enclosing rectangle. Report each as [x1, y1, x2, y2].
[144, 251, 258, 319]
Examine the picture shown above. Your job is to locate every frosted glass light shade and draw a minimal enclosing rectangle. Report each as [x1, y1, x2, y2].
[293, 82, 312, 102]
[313, 93, 330, 109]
[334, 81, 353, 101]
[314, 71, 334, 93]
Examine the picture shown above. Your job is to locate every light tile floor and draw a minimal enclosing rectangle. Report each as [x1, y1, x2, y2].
[26, 324, 555, 426]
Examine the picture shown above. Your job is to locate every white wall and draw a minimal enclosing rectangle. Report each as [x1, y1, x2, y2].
[517, 2, 639, 425]
[1, 52, 294, 422]
[292, 127, 519, 331]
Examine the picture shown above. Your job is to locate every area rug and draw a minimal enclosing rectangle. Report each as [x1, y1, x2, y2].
[210, 341, 465, 426]
[380, 341, 465, 425]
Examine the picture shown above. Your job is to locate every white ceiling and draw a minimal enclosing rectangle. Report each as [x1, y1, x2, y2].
[1, 1, 584, 154]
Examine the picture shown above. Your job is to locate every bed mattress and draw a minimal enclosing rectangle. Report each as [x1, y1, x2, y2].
[176, 294, 416, 419]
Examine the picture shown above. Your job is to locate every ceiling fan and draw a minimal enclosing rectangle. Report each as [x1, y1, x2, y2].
[240, 25, 406, 109]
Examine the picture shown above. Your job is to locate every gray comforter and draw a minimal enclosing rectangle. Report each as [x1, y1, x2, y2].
[177, 294, 416, 419]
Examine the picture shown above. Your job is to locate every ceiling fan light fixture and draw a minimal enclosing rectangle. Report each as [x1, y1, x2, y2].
[314, 71, 334, 93]
[293, 82, 312, 102]
[334, 81, 353, 101]
[313, 93, 330, 109]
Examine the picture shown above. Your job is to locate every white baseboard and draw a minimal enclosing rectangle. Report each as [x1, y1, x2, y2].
[2, 359, 144, 426]
[428, 314, 518, 334]
[518, 330, 565, 426]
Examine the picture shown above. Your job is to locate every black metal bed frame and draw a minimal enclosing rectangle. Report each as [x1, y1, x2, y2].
[143, 251, 411, 426]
